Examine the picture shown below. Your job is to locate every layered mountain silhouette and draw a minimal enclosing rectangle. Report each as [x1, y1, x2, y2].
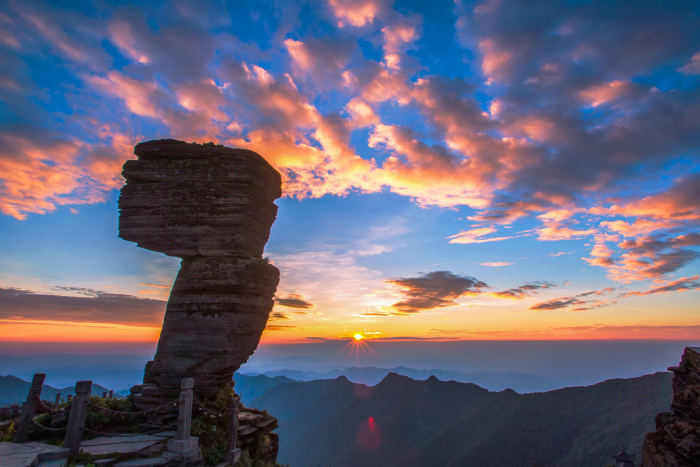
[242, 365, 554, 392]
[2, 370, 674, 466]
[0, 375, 115, 404]
[251, 372, 672, 467]
[232, 372, 297, 402]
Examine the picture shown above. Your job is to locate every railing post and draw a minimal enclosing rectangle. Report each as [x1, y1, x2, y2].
[54, 393, 61, 408]
[64, 380, 92, 459]
[14, 373, 45, 442]
[167, 378, 198, 453]
[224, 395, 241, 464]
[108, 390, 113, 399]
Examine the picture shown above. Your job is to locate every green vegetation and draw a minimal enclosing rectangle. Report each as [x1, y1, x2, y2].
[0, 422, 15, 442]
[192, 383, 234, 465]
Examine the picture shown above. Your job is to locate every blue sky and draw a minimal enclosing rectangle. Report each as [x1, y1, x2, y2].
[0, 0, 699, 344]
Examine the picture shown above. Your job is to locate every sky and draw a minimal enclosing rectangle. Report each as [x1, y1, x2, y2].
[0, 0, 699, 351]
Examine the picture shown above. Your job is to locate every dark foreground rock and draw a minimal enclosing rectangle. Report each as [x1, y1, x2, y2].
[642, 347, 700, 467]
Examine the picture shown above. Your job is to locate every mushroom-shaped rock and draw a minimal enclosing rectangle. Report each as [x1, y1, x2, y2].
[118, 140, 282, 398]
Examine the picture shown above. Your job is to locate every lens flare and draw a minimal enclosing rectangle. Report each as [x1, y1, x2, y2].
[354, 333, 363, 340]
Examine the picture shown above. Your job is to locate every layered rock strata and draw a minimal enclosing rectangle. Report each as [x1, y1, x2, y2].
[118, 139, 282, 403]
[238, 405, 279, 464]
[642, 346, 700, 466]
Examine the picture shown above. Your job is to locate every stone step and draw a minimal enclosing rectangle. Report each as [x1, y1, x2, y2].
[0, 442, 70, 467]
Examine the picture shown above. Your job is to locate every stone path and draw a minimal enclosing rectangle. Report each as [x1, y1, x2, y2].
[80, 432, 176, 457]
[0, 442, 69, 467]
[0, 431, 193, 467]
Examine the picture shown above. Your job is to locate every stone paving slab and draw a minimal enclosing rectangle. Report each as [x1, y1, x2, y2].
[94, 459, 117, 466]
[0, 442, 70, 467]
[112, 458, 169, 467]
[81, 435, 169, 446]
[81, 440, 163, 456]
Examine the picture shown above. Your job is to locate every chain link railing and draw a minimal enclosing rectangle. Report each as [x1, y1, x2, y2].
[29, 417, 67, 432]
[34, 395, 70, 415]
[13, 373, 240, 462]
[192, 399, 226, 419]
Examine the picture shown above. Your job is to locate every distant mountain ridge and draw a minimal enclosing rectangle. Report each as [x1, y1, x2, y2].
[232, 372, 297, 403]
[0, 375, 116, 404]
[250, 371, 673, 467]
[241, 365, 555, 392]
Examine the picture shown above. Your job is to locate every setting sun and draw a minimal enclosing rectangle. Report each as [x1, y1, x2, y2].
[354, 334, 363, 340]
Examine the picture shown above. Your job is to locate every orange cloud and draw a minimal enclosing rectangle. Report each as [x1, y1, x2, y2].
[589, 233, 700, 283]
[623, 276, 700, 297]
[0, 131, 133, 220]
[591, 174, 700, 220]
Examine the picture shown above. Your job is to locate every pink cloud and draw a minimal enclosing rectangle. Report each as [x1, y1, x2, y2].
[678, 52, 700, 76]
[381, 17, 421, 69]
[479, 39, 512, 83]
[108, 17, 150, 64]
[284, 37, 356, 83]
[327, 0, 388, 27]
[579, 80, 633, 107]
[600, 219, 679, 237]
[88, 71, 161, 118]
[174, 79, 228, 121]
[536, 222, 595, 241]
[447, 227, 514, 244]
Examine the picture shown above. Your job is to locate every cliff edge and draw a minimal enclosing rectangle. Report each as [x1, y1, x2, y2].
[642, 346, 700, 466]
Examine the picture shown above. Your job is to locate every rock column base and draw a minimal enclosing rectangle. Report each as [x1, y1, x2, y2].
[168, 437, 199, 454]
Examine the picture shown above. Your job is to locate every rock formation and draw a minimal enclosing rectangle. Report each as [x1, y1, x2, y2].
[642, 346, 700, 466]
[238, 404, 279, 464]
[118, 139, 282, 402]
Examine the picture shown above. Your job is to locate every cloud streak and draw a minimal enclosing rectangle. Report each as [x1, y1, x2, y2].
[383, 271, 489, 313]
[0, 287, 166, 326]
